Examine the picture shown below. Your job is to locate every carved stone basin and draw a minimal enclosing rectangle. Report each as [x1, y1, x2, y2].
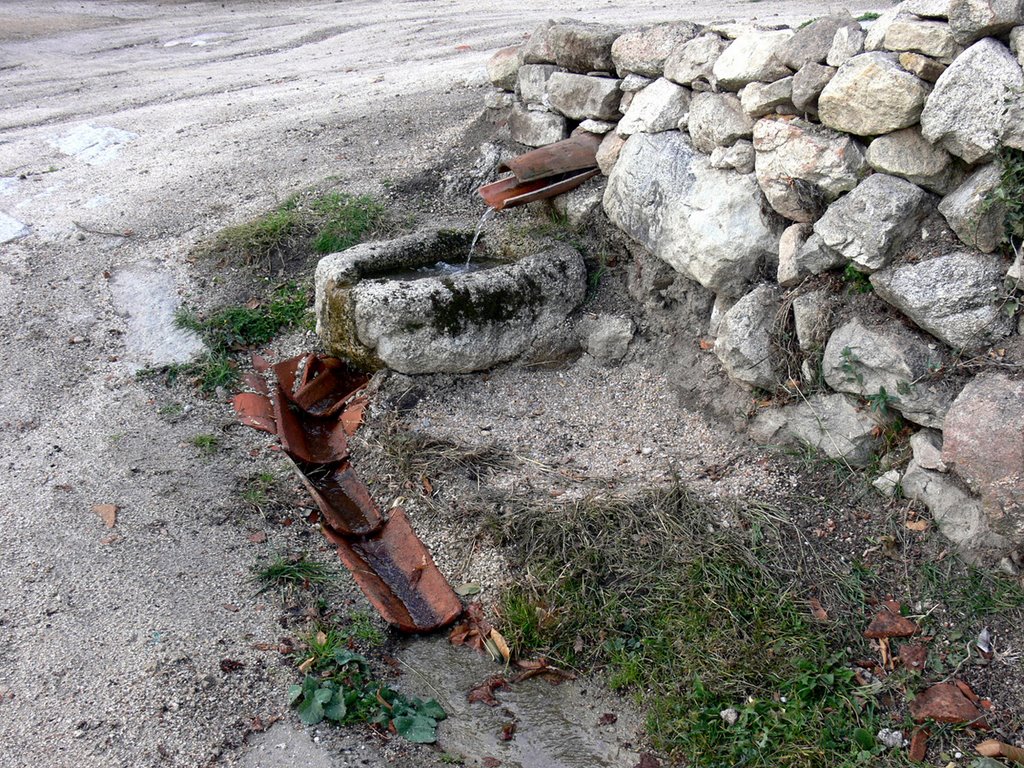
[314, 227, 587, 374]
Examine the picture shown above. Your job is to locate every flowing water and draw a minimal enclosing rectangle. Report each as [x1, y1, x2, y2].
[466, 206, 498, 267]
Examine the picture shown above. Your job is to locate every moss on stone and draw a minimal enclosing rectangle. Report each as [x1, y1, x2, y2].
[427, 274, 545, 336]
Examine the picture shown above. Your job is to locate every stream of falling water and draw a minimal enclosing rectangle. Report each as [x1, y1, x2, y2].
[466, 207, 498, 267]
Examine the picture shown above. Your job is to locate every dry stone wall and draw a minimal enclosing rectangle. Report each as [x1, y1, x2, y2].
[485, 6, 1024, 569]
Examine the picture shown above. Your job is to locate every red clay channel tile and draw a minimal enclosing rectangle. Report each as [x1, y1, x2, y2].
[864, 603, 919, 639]
[294, 457, 383, 536]
[909, 682, 987, 726]
[273, 355, 367, 417]
[273, 383, 350, 464]
[323, 508, 462, 633]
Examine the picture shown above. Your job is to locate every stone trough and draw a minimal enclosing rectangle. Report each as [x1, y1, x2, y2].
[315, 227, 587, 374]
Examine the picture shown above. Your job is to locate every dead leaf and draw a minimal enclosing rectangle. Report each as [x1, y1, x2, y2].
[490, 628, 511, 664]
[297, 657, 315, 674]
[99, 534, 122, 545]
[220, 659, 245, 673]
[248, 531, 268, 544]
[92, 503, 118, 528]
[511, 657, 574, 684]
[222, 603, 240, 613]
[598, 712, 618, 726]
[635, 754, 661, 768]
[482, 759, 501, 768]
[422, 476, 434, 496]
[698, 338, 714, 351]
[315, 630, 327, 645]
[244, 297, 261, 310]
[809, 597, 829, 622]
[905, 519, 930, 532]
[455, 583, 482, 597]
[499, 722, 516, 741]
[468, 675, 508, 706]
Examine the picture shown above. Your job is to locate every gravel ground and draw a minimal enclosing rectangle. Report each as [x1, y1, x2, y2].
[0, 2, 904, 767]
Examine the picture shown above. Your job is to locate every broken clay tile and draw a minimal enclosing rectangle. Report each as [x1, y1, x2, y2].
[293, 458, 383, 537]
[341, 398, 367, 436]
[324, 508, 462, 633]
[899, 642, 928, 671]
[909, 727, 929, 762]
[234, 352, 461, 634]
[273, 384, 350, 464]
[910, 683, 986, 725]
[955, 679, 981, 706]
[231, 392, 276, 434]
[240, 371, 269, 396]
[864, 603, 918, 639]
[91, 503, 118, 528]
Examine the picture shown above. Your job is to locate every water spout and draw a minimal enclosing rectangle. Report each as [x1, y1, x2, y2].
[466, 207, 497, 267]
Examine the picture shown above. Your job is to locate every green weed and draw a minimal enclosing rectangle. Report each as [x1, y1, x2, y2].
[177, 282, 308, 349]
[242, 471, 278, 506]
[346, 610, 385, 646]
[841, 264, 873, 294]
[191, 433, 219, 455]
[857, 11, 881, 21]
[310, 192, 386, 253]
[157, 402, 183, 417]
[919, 561, 1024, 622]
[985, 146, 1024, 255]
[254, 554, 335, 594]
[171, 283, 309, 392]
[288, 646, 446, 743]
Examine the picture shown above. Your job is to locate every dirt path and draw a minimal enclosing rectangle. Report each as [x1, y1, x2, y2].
[0, 2, 884, 766]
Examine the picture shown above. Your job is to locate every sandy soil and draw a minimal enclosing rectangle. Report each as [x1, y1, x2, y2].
[0, 2, 892, 767]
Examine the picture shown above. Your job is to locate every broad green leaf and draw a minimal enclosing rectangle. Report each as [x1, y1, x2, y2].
[297, 693, 325, 725]
[852, 728, 874, 750]
[334, 649, 369, 669]
[314, 687, 334, 705]
[288, 684, 303, 705]
[393, 714, 438, 743]
[454, 583, 481, 596]
[324, 695, 347, 722]
[418, 699, 447, 721]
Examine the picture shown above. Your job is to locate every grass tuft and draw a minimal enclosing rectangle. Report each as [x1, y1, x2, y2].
[191, 433, 220, 455]
[204, 191, 385, 267]
[254, 554, 335, 594]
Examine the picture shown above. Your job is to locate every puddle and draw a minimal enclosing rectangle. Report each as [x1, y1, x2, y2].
[109, 262, 205, 369]
[0, 211, 30, 244]
[50, 124, 137, 166]
[397, 638, 639, 768]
